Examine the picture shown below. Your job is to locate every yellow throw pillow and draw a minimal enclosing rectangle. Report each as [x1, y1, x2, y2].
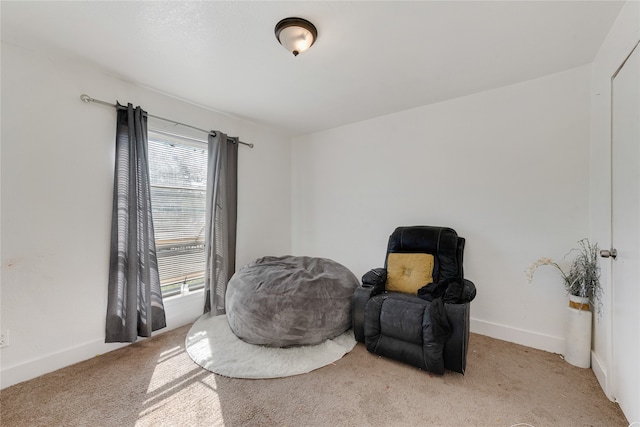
[386, 253, 435, 295]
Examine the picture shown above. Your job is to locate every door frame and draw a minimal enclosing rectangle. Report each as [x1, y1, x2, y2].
[607, 38, 640, 413]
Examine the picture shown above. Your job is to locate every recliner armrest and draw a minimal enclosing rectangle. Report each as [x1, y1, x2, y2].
[353, 268, 387, 343]
[443, 302, 470, 374]
[361, 268, 387, 293]
[353, 286, 377, 343]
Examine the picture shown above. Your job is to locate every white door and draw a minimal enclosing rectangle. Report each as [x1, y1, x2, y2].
[611, 41, 640, 423]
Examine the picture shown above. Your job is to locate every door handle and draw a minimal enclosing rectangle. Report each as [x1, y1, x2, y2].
[600, 248, 618, 259]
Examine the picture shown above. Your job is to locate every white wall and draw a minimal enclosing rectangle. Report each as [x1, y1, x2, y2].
[0, 42, 292, 388]
[589, 0, 640, 400]
[292, 65, 592, 353]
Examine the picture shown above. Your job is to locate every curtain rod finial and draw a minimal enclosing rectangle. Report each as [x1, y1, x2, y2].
[80, 94, 92, 103]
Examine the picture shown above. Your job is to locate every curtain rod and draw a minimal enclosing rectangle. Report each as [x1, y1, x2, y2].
[80, 94, 254, 148]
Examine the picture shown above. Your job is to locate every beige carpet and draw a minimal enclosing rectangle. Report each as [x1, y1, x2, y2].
[1, 324, 627, 426]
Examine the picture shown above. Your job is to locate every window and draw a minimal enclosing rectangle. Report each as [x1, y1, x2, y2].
[148, 130, 208, 297]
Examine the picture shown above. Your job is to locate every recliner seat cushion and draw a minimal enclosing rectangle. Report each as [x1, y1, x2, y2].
[365, 293, 445, 374]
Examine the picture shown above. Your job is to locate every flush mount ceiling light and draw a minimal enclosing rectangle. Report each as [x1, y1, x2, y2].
[274, 17, 317, 56]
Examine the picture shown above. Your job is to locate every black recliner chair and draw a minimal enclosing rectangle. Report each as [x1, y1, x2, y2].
[353, 226, 476, 374]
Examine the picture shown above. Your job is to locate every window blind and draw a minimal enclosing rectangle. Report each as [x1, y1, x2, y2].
[148, 132, 208, 297]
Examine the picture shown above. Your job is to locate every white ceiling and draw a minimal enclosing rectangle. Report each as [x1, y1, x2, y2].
[1, 1, 625, 135]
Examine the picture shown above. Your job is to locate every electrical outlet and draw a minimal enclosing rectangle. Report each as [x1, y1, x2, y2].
[0, 330, 9, 348]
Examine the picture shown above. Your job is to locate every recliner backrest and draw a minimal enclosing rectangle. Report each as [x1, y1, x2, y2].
[384, 226, 465, 283]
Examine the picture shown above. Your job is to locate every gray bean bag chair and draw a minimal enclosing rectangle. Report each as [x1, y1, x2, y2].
[225, 255, 359, 347]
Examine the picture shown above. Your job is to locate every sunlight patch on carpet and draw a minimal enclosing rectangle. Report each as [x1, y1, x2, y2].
[185, 314, 356, 379]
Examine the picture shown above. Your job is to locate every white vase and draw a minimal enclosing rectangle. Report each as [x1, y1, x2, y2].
[564, 295, 592, 368]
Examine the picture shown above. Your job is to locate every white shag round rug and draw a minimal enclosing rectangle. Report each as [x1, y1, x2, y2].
[185, 313, 357, 379]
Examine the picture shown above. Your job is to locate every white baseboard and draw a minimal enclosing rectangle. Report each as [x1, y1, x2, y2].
[0, 337, 129, 390]
[591, 350, 613, 401]
[470, 317, 565, 355]
[0, 290, 204, 389]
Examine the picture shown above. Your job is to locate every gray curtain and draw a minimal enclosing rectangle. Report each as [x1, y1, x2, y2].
[105, 103, 166, 342]
[203, 131, 238, 315]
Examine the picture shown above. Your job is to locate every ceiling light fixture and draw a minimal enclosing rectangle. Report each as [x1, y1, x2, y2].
[274, 17, 317, 57]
